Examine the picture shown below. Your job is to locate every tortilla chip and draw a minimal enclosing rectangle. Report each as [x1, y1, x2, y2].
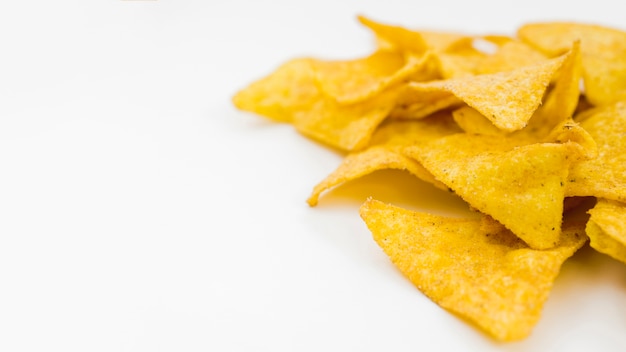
[567, 101, 626, 202]
[292, 87, 398, 151]
[313, 50, 436, 104]
[307, 113, 462, 205]
[587, 199, 626, 264]
[360, 198, 587, 341]
[404, 134, 574, 249]
[307, 146, 444, 206]
[357, 15, 429, 54]
[452, 106, 504, 136]
[475, 40, 548, 74]
[517, 22, 626, 106]
[512, 41, 582, 141]
[404, 51, 569, 131]
[232, 58, 319, 122]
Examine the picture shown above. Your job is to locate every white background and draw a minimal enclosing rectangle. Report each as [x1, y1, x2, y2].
[1, 1, 625, 351]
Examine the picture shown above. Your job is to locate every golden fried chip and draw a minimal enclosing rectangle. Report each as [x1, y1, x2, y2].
[517, 22, 626, 106]
[452, 106, 504, 136]
[357, 15, 429, 54]
[513, 41, 582, 141]
[404, 51, 569, 131]
[292, 87, 398, 151]
[307, 146, 444, 206]
[454, 43, 581, 140]
[542, 119, 597, 159]
[232, 58, 319, 122]
[420, 30, 475, 53]
[360, 198, 587, 341]
[404, 135, 574, 249]
[390, 87, 462, 119]
[434, 38, 546, 78]
[567, 101, 626, 202]
[307, 113, 462, 206]
[312, 50, 435, 104]
[431, 44, 486, 79]
[587, 199, 626, 264]
[357, 15, 475, 56]
[368, 110, 463, 146]
[475, 40, 548, 74]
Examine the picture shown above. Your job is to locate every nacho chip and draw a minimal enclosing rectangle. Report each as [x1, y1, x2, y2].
[434, 38, 546, 78]
[475, 39, 548, 75]
[360, 198, 587, 341]
[307, 146, 444, 206]
[517, 22, 626, 106]
[587, 199, 626, 264]
[312, 50, 435, 104]
[357, 15, 429, 54]
[453, 42, 581, 141]
[452, 106, 504, 136]
[404, 135, 573, 249]
[567, 101, 626, 202]
[307, 113, 461, 206]
[292, 87, 399, 151]
[390, 87, 462, 119]
[404, 52, 569, 131]
[232, 58, 319, 122]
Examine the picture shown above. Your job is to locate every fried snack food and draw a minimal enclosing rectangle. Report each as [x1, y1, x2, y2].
[233, 16, 626, 341]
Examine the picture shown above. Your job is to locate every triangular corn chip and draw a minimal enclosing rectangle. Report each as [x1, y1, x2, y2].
[312, 50, 436, 104]
[307, 113, 461, 205]
[232, 58, 319, 122]
[360, 198, 587, 341]
[567, 101, 626, 202]
[587, 199, 626, 264]
[517, 22, 626, 106]
[292, 87, 399, 151]
[357, 15, 429, 54]
[404, 52, 569, 131]
[404, 134, 573, 249]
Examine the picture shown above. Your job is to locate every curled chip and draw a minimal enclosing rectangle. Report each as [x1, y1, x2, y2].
[291, 86, 399, 151]
[308, 112, 461, 206]
[567, 101, 626, 202]
[360, 198, 587, 341]
[312, 50, 436, 104]
[517, 22, 626, 106]
[232, 58, 319, 122]
[402, 51, 570, 131]
[357, 15, 429, 54]
[587, 199, 626, 264]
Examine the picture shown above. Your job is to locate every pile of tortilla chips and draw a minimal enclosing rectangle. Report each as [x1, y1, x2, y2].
[232, 16, 626, 341]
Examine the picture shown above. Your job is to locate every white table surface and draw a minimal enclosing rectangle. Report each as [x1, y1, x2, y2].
[1, 1, 625, 351]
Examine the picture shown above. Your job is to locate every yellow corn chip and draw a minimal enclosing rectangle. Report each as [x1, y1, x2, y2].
[475, 40, 548, 74]
[307, 146, 444, 206]
[567, 101, 626, 202]
[404, 134, 573, 249]
[404, 51, 569, 131]
[292, 87, 398, 151]
[587, 199, 626, 264]
[308, 113, 461, 206]
[452, 106, 504, 136]
[517, 22, 626, 106]
[390, 87, 462, 119]
[232, 58, 319, 122]
[312, 50, 435, 104]
[357, 15, 429, 54]
[360, 198, 587, 341]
